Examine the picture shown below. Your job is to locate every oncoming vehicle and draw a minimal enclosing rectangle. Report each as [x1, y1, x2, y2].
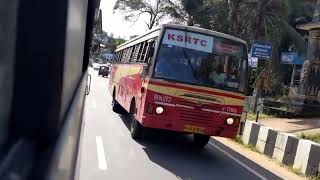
[98, 65, 109, 77]
[109, 24, 248, 147]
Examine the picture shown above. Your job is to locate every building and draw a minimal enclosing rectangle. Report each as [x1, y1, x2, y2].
[286, 0, 320, 116]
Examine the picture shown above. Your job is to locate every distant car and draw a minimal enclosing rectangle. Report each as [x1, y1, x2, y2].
[98, 65, 109, 77]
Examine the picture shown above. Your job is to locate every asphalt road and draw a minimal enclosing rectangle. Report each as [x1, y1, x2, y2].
[78, 68, 282, 180]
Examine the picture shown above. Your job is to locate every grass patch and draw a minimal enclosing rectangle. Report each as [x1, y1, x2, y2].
[310, 176, 320, 180]
[287, 165, 304, 176]
[232, 135, 260, 152]
[299, 133, 320, 144]
[244, 144, 260, 152]
[246, 112, 274, 121]
[234, 135, 244, 144]
[281, 163, 320, 179]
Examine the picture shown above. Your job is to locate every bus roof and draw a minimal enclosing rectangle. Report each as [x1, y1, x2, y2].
[116, 27, 161, 51]
[116, 24, 247, 52]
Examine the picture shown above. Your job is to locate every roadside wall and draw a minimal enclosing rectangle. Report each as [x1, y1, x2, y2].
[241, 121, 320, 177]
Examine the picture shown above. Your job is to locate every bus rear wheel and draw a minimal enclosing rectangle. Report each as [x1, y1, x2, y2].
[130, 103, 144, 140]
[193, 134, 210, 148]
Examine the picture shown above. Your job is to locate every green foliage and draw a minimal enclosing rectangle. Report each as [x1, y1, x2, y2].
[299, 133, 320, 144]
[288, 0, 314, 25]
[234, 135, 244, 145]
[310, 176, 320, 180]
[287, 165, 304, 176]
[199, 0, 309, 97]
[245, 144, 260, 152]
[113, 0, 312, 97]
[106, 36, 126, 52]
[246, 112, 274, 121]
[233, 135, 260, 152]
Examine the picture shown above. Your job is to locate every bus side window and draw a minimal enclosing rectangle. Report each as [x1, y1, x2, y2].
[126, 47, 131, 63]
[120, 50, 124, 62]
[140, 41, 148, 62]
[116, 51, 120, 62]
[120, 49, 124, 62]
[138, 42, 146, 62]
[141, 40, 156, 77]
[144, 40, 155, 63]
[130, 46, 135, 62]
[123, 48, 129, 63]
[115, 52, 119, 62]
[126, 47, 132, 63]
[117, 51, 123, 62]
[133, 43, 141, 62]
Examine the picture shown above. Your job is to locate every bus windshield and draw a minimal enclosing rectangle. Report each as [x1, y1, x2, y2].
[154, 29, 247, 92]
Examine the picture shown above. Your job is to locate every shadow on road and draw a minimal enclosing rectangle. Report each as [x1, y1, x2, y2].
[117, 113, 282, 180]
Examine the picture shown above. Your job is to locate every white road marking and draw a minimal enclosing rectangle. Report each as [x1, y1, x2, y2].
[95, 136, 108, 170]
[209, 141, 267, 180]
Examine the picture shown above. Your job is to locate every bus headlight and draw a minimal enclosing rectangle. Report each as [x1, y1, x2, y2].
[226, 118, 234, 125]
[155, 107, 164, 115]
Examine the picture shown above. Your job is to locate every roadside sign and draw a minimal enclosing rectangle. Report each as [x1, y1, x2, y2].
[250, 42, 273, 59]
[253, 69, 270, 90]
[248, 53, 258, 68]
[281, 52, 304, 65]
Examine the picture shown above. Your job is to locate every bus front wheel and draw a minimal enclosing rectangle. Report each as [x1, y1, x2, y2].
[193, 134, 210, 148]
[130, 103, 144, 140]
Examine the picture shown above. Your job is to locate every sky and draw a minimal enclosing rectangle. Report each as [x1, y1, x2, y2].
[100, 0, 150, 40]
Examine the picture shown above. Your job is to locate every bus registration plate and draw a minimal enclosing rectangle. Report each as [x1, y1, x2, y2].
[184, 125, 204, 134]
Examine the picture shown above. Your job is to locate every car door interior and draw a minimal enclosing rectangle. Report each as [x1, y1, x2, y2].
[0, 0, 100, 180]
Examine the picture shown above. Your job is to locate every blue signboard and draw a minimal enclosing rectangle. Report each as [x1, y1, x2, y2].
[281, 52, 304, 65]
[250, 42, 273, 59]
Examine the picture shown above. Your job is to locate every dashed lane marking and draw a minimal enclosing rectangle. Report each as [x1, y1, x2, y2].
[96, 136, 108, 170]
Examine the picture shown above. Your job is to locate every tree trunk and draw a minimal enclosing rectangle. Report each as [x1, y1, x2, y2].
[228, 0, 241, 35]
[253, 1, 263, 40]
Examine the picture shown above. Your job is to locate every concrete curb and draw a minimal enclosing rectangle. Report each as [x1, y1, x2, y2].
[241, 121, 320, 177]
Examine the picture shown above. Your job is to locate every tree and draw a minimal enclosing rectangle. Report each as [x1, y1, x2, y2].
[106, 36, 126, 53]
[176, 0, 207, 25]
[177, 0, 310, 97]
[113, 0, 183, 29]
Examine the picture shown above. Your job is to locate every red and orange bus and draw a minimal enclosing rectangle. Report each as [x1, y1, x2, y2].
[109, 24, 248, 147]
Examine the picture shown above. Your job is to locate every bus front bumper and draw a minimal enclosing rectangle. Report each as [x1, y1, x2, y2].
[141, 116, 238, 138]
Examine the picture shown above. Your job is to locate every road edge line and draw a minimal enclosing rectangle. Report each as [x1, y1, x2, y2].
[209, 141, 268, 180]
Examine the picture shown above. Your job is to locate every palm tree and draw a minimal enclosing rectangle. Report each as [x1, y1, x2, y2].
[177, 0, 310, 95]
[244, 0, 309, 93]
